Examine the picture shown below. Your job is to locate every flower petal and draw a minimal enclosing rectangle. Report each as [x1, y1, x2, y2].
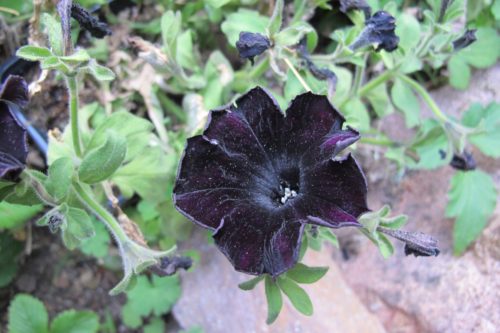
[0, 75, 29, 107]
[293, 195, 361, 228]
[0, 151, 24, 182]
[213, 205, 304, 276]
[174, 136, 273, 230]
[0, 103, 28, 169]
[302, 154, 368, 219]
[230, 87, 284, 156]
[283, 92, 355, 159]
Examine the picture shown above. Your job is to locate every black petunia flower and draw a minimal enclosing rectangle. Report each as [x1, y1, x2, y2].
[174, 87, 368, 276]
[0, 76, 29, 182]
[236, 32, 271, 65]
[350, 10, 399, 52]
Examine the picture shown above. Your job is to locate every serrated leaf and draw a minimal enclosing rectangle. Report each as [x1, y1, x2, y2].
[277, 277, 313, 316]
[8, 294, 49, 333]
[79, 130, 127, 184]
[462, 102, 500, 158]
[238, 275, 264, 291]
[45, 157, 73, 201]
[265, 276, 282, 324]
[446, 170, 497, 255]
[122, 275, 181, 328]
[16, 46, 53, 61]
[50, 310, 99, 333]
[286, 263, 328, 284]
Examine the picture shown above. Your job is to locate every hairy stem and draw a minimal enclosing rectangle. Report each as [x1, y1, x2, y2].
[66, 75, 83, 158]
[72, 181, 129, 242]
[398, 74, 448, 124]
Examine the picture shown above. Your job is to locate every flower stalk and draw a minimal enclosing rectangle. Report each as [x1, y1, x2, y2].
[66, 75, 83, 158]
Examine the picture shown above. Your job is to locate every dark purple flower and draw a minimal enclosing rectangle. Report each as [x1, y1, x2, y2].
[339, 0, 372, 18]
[174, 87, 368, 276]
[71, 3, 112, 39]
[350, 10, 399, 52]
[236, 32, 271, 65]
[0, 76, 29, 182]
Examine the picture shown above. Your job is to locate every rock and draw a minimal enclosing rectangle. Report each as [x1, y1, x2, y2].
[336, 64, 500, 333]
[173, 232, 386, 333]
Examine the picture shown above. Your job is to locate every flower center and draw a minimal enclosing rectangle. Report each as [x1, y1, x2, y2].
[273, 167, 300, 206]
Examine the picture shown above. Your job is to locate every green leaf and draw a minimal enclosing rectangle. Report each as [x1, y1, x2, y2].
[376, 232, 394, 258]
[221, 9, 269, 45]
[341, 97, 370, 132]
[50, 310, 99, 333]
[457, 28, 500, 69]
[448, 56, 471, 90]
[41, 13, 63, 56]
[86, 59, 115, 81]
[79, 130, 127, 184]
[410, 119, 449, 170]
[0, 202, 43, 230]
[205, 0, 231, 8]
[176, 30, 197, 70]
[238, 275, 264, 291]
[274, 22, 314, 47]
[391, 78, 420, 128]
[0, 232, 23, 287]
[8, 294, 49, 333]
[264, 276, 283, 324]
[60, 49, 91, 64]
[16, 46, 53, 61]
[319, 228, 339, 248]
[365, 82, 394, 118]
[395, 13, 421, 52]
[87, 111, 153, 161]
[286, 263, 328, 284]
[277, 277, 313, 316]
[268, 0, 284, 35]
[446, 170, 497, 255]
[161, 11, 182, 56]
[492, 0, 500, 20]
[62, 207, 95, 250]
[462, 102, 500, 158]
[122, 275, 181, 329]
[45, 157, 73, 202]
[80, 218, 110, 258]
[143, 317, 166, 333]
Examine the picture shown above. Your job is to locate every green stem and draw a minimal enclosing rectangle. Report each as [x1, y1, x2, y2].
[249, 56, 270, 79]
[398, 74, 449, 123]
[351, 55, 368, 96]
[358, 70, 393, 97]
[283, 57, 311, 92]
[72, 181, 129, 242]
[66, 75, 83, 158]
[359, 137, 396, 147]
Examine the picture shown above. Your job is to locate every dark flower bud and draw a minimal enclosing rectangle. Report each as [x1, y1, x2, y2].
[296, 38, 338, 92]
[339, 0, 372, 19]
[71, 3, 112, 39]
[0, 76, 29, 182]
[57, 0, 73, 55]
[150, 256, 193, 276]
[236, 32, 271, 65]
[452, 29, 477, 51]
[377, 227, 440, 257]
[350, 10, 399, 52]
[439, 149, 476, 171]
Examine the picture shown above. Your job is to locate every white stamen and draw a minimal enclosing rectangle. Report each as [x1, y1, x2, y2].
[280, 187, 297, 204]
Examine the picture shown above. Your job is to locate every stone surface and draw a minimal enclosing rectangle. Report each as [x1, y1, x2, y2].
[336, 64, 500, 333]
[173, 232, 386, 333]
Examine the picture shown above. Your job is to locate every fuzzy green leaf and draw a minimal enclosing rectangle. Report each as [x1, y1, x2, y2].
[265, 276, 283, 324]
[391, 78, 420, 128]
[238, 275, 264, 291]
[286, 263, 328, 284]
[79, 130, 127, 184]
[221, 9, 269, 45]
[16, 46, 53, 61]
[8, 294, 49, 333]
[0, 202, 43, 230]
[462, 103, 500, 158]
[446, 170, 497, 255]
[277, 277, 313, 316]
[86, 59, 115, 81]
[41, 13, 63, 56]
[45, 157, 73, 202]
[268, 0, 284, 35]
